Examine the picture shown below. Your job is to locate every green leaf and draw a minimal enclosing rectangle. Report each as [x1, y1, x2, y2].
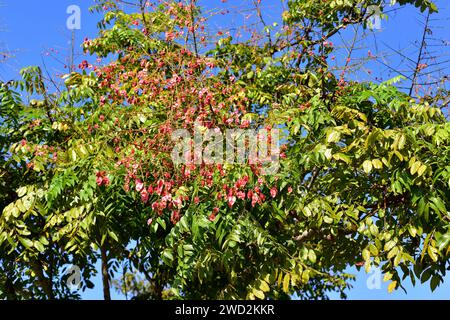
[430, 197, 446, 214]
[421, 269, 432, 283]
[19, 238, 33, 249]
[108, 230, 119, 242]
[430, 275, 440, 291]
[157, 217, 167, 230]
[85, 280, 95, 289]
[436, 232, 450, 252]
[333, 153, 351, 164]
[308, 250, 317, 263]
[79, 145, 88, 156]
[33, 240, 45, 253]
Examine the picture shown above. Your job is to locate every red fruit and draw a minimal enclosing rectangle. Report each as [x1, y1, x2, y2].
[270, 187, 277, 198]
[135, 179, 144, 192]
[96, 176, 103, 186]
[102, 176, 110, 186]
[141, 189, 149, 203]
[236, 191, 245, 200]
[227, 195, 236, 208]
[170, 211, 180, 224]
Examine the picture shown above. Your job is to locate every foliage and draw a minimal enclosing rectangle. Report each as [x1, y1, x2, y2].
[0, 0, 448, 299]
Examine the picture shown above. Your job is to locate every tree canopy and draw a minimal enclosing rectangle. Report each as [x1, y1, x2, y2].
[0, 0, 449, 300]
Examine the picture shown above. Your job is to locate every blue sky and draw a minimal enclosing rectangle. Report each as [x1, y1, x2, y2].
[0, 0, 449, 300]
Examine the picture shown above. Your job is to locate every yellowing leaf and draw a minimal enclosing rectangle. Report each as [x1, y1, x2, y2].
[369, 244, 379, 256]
[417, 164, 427, 177]
[282, 274, 290, 293]
[79, 145, 88, 156]
[410, 161, 421, 175]
[421, 233, 432, 262]
[324, 148, 332, 160]
[388, 281, 397, 293]
[387, 246, 399, 260]
[383, 272, 393, 282]
[398, 134, 406, 149]
[394, 151, 403, 161]
[253, 289, 265, 300]
[301, 270, 310, 283]
[372, 159, 383, 169]
[10, 206, 20, 218]
[16, 199, 26, 213]
[408, 225, 417, 237]
[308, 250, 317, 263]
[364, 260, 371, 273]
[16, 186, 27, 198]
[333, 153, 351, 164]
[70, 149, 77, 162]
[362, 160, 372, 174]
[394, 252, 402, 266]
[427, 245, 438, 262]
[259, 280, 270, 292]
[327, 130, 341, 143]
[384, 240, 396, 252]
[277, 271, 283, 288]
[362, 248, 370, 261]
[323, 216, 333, 224]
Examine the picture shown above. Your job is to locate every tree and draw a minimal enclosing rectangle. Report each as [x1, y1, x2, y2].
[0, 0, 448, 300]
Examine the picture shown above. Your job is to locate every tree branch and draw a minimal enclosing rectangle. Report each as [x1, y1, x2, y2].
[101, 244, 111, 300]
[409, 10, 431, 96]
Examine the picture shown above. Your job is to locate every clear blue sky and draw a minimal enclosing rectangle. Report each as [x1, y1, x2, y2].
[0, 0, 449, 300]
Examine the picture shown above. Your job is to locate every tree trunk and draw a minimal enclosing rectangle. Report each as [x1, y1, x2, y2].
[31, 260, 54, 299]
[101, 245, 111, 300]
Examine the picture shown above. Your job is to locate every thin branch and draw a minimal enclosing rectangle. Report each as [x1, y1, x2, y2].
[252, 0, 272, 46]
[409, 10, 431, 96]
[189, 0, 199, 58]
